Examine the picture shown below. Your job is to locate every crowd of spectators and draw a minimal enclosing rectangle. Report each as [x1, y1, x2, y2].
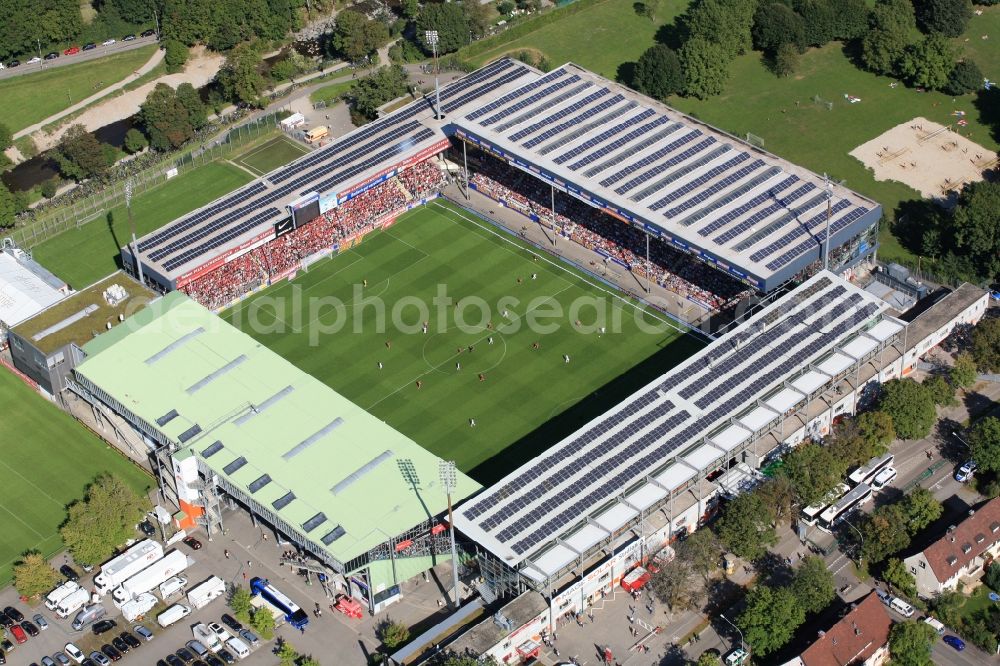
[182, 160, 448, 310]
[468, 157, 751, 309]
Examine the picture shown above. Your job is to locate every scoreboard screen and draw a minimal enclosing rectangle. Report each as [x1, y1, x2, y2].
[290, 199, 320, 229]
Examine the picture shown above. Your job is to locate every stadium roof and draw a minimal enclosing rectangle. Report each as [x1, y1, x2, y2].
[454, 271, 904, 572]
[452, 64, 881, 291]
[11, 272, 156, 354]
[127, 58, 539, 288]
[75, 292, 480, 566]
[0, 249, 67, 329]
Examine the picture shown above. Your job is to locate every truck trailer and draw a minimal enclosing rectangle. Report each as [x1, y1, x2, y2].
[187, 576, 225, 609]
[94, 539, 164, 595]
[112, 550, 190, 608]
[121, 592, 158, 622]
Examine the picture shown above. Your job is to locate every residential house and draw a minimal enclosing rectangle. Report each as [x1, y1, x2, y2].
[783, 592, 892, 666]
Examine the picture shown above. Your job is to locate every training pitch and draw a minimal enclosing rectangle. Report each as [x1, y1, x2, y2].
[225, 200, 704, 482]
[0, 370, 152, 586]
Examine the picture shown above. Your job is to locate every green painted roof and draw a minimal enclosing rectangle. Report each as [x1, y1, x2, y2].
[76, 294, 479, 565]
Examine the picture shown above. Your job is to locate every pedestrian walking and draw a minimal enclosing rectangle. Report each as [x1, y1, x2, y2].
[488, 336, 494, 345]
[470, 418, 476, 427]
[247, 560, 252, 568]
[378, 361, 383, 369]
[456, 361, 461, 370]
[563, 354, 570, 363]
[224, 549, 230, 559]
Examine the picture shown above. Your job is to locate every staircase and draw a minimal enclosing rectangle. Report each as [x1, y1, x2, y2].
[477, 581, 498, 605]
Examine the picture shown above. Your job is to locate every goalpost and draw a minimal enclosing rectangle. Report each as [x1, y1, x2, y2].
[745, 133, 765, 149]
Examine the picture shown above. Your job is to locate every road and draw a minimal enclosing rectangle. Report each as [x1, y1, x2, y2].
[0, 35, 159, 80]
[933, 636, 996, 665]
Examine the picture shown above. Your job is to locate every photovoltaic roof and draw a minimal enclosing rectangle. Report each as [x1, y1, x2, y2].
[454, 271, 904, 568]
[453, 64, 880, 289]
[74, 292, 479, 567]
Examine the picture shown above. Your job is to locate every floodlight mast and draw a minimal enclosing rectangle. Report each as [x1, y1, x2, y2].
[439, 459, 461, 609]
[426, 31, 442, 120]
[125, 180, 145, 285]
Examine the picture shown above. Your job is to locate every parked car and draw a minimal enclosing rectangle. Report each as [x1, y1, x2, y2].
[943, 635, 966, 651]
[92, 619, 117, 636]
[83, 43, 96, 51]
[5, 606, 24, 622]
[63, 46, 80, 55]
[122, 34, 136, 41]
[26, 56, 41, 64]
[100, 644, 121, 662]
[138, 521, 156, 536]
[64, 643, 85, 663]
[207, 622, 230, 642]
[119, 631, 140, 649]
[21, 620, 39, 637]
[33, 614, 48, 630]
[7, 60, 19, 67]
[102, 39, 116, 46]
[204, 655, 225, 666]
[215, 649, 235, 664]
[111, 636, 129, 654]
[44, 52, 59, 60]
[182, 536, 202, 550]
[9, 625, 27, 644]
[956, 461, 977, 483]
[165, 656, 184, 666]
[220, 614, 242, 632]
[60, 565, 80, 582]
[0, 612, 13, 629]
[88, 652, 110, 666]
[133, 625, 154, 642]
[53, 652, 71, 665]
[238, 628, 258, 648]
[174, 647, 195, 663]
[42, 656, 58, 666]
[140, 29, 156, 37]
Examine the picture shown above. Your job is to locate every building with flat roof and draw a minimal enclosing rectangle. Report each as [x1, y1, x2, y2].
[72, 292, 479, 611]
[0, 245, 68, 344]
[8, 272, 154, 394]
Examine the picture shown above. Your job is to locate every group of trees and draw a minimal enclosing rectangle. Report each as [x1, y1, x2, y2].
[12, 551, 59, 598]
[855, 487, 942, 563]
[929, 563, 1000, 653]
[138, 81, 208, 150]
[59, 474, 149, 567]
[889, 620, 939, 666]
[348, 65, 409, 122]
[53, 124, 118, 181]
[736, 555, 835, 656]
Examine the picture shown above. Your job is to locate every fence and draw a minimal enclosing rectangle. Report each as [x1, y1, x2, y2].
[2, 112, 285, 250]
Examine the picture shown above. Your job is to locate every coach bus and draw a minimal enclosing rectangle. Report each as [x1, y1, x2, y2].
[249, 578, 309, 629]
[848, 453, 894, 487]
[801, 483, 850, 527]
[817, 483, 873, 532]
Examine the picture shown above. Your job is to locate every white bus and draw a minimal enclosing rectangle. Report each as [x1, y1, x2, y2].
[818, 483, 873, 532]
[848, 453, 894, 486]
[801, 483, 850, 526]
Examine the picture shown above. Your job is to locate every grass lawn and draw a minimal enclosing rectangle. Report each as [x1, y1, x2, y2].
[957, 584, 998, 625]
[467, 0, 686, 79]
[224, 200, 703, 482]
[0, 46, 157, 133]
[32, 161, 252, 289]
[309, 80, 356, 105]
[0, 370, 152, 587]
[232, 135, 310, 176]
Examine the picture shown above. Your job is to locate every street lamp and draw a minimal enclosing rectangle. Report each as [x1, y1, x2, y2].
[125, 180, 145, 284]
[953, 430, 970, 449]
[425, 30, 442, 120]
[842, 516, 864, 566]
[439, 460, 461, 610]
[719, 613, 745, 653]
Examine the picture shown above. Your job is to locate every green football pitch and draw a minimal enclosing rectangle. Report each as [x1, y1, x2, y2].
[0, 370, 152, 587]
[225, 200, 705, 482]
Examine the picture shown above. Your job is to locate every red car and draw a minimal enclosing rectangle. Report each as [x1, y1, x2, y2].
[9, 624, 27, 644]
[63, 46, 80, 56]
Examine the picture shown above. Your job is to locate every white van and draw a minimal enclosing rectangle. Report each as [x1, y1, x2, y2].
[872, 466, 897, 490]
[157, 603, 192, 628]
[890, 596, 915, 618]
[72, 604, 107, 631]
[923, 616, 946, 635]
[226, 636, 250, 659]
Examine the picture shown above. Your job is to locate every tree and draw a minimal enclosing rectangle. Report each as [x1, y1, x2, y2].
[0, 185, 16, 229]
[402, 0, 420, 19]
[772, 42, 800, 76]
[791, 555, 835, 614]
[350, 65, 409, 121]
[856, 411, 896, 456]
[164, 39, 188, 73]
[913, 0, 973, 37]
[930, 590, 964, 628]
[888, 621, 936, 666]
[684, 0, 757, 59]
[376, 619, 410, 649]
[900, 488, 943, 535]
[650, 559, 700, 612]
[40, 177, 59, 199]
[678, 528, 721, 580]
[971, 417, 1000, 473]
[217, 42, 266, 106]
[176, 83, 207, 129]
[951, 181, 1000, 283]
[679, 38, 731, 99]
[861, 504, 911, 563]
[633, 45, 684, 99]
[945, 59, 984, 95]
[899, 32, 959, 90]
[416, 2, 468, 54]
[140, 83, 197, 150]
[60, 474, 148, 567]
[276, 640, 297, 666]
[757, 476, 795, 526]
[860, 0, 917, 75]
[737, 585, 805, 656]
[752, 3, 806, 53]
[55, 125, 110, 181]
[972, 317, 1000, 373]
[465, 0, 493, 39]
[878, 379, 936, 440]
[229, 586, 254, 624]
[298, 658, 321, 666]
[717, 491, 777, 560]
[696, 652, 720, 666]
[781, 442, 845, 508]
[331, 10, 390, 62]
[924, 374, 957, 406]
[951, 352, 979, 388]
[884, 557, 918, 597]
[251, 606, 275, 640]
[0, 121, 11, 150]
[830, 0, 869, 39]
[12, 551, 58, 598]
[123, 128, 148, 154]
[986, 562, 1000, 591]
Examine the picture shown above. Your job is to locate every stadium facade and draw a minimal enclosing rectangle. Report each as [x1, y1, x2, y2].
[73, 292, 479, 612]
[122, 59, 880, 303]
[0, 243, 69, 348]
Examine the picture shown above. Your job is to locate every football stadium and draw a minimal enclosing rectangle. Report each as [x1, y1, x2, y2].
[53, 57, 910, 614]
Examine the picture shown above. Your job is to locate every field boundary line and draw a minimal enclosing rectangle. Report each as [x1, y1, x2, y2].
[431, 200, 694, 338]
[0, 501, 46, 540]
[0, 457, 66, 509]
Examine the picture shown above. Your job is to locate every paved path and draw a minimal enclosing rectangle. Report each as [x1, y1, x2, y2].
[13, 47, 165, 140]
[0, 35, 160, 80]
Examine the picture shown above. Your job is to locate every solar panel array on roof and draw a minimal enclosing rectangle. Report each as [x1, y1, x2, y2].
[248, 474, 272, 494]
[202, 440, 224, 458]
[223, 456, 247, 475]
[272, 491, 295, 510]
[456, 273, 890, 561]
[178, 424, 202, 443]
[302, 512, 326, 532]
[156, 409, 178, 426]
[322, 525, 346, 545]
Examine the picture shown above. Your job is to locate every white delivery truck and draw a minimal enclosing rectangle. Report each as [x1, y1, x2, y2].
[157, 603, 192, 628]
[45, 581, 81, 611]
[192, 623, 222, 652]
[112, 550, 190, 608]
[121, 592, 158, 622]
[187, 576, 225, 610]
[55, 588, 90, 619]
[94, 539, 164, 595]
